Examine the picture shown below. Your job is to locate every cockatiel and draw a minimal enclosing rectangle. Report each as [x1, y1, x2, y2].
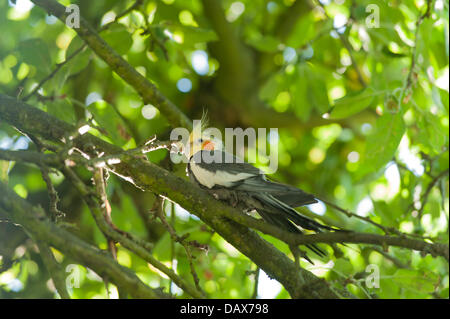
[176, 124, 338, 262]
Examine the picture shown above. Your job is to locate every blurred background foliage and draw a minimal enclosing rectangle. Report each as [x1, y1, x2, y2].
[0, 0, 448, 299]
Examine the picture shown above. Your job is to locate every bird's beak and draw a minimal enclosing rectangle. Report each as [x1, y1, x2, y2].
[172, 141, 184, 154]
[202, 140, 214, 151]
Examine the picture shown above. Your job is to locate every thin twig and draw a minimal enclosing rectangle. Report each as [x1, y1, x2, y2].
[93, 167, 117, 260]
[169, 202, 176, 295]
[417, 168, 449, 219]
[368, 246, 410, 269]
[22, 45, 86, 102]
[317, 196, 394, 235]
[36, 240, 71, 299]
[81, 137, 174, 168]
[99, 0, 144, 32]
[23, 0, 144, 102]
[156, 198, 206, 296]
[400, 0, 434, 106]
[28, 135, 65, 221]
[252, 267, 260, 299]
[315, 0, 366, 87]
[61, 166, 204, 298]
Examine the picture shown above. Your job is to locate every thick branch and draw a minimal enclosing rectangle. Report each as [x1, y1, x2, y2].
[35, 240, 71, 299]
[62, 166, 205, 298]
[0, 93, 340, 299]
[2, 94, 448, 297]
[0, 181, 169, 299]
[200, 0, 255, 101]
[3, 145, 448, 262]
[30, 0, 191, 130]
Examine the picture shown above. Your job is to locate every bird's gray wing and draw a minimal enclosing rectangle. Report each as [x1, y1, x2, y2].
[234, 176, 317, 207]
[191, 150, 262, 175]
[192, 150, 317, 206]
[252, 193, 334, 232]
[257, 209, 325, 260]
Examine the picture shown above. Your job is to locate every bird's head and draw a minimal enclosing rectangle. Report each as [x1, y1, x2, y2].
[174, 122, 223, 159]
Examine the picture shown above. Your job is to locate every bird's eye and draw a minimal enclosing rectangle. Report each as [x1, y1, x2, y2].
[197, 138, 204, 143]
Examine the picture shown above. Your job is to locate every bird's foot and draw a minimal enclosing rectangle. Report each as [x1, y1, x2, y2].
[230, 191, 239, 207]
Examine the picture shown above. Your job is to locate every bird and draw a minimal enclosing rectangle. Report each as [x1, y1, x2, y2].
[175, 123, 339, 263]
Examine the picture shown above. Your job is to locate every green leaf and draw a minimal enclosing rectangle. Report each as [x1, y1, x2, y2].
[391, 269, 438, 295]
[285, 13, 315, 48]
[246, 34, 280, 52]
[0, 160, 10, 182]
[329, 87, 381, 119]
[87, 101, 130, 146]
[333, 259, 354, 275]
[305, 65, 329, 113]
[65, 37, 91, 74]
[166, 24, 218, 47]
[259, 73, 282, 101]
[435, 87, 449, 114]
[46, 99, 75, 124]
[17, 38, 51, 73]
[358, 111, 405, 180]
[373, 200, 397, 226]
[152, 232, 172, 262]
[424, 197, 442, 219]
[102, 25, 133, 55]
[291, 73, 311, 121]
[417, 112, 447, 154]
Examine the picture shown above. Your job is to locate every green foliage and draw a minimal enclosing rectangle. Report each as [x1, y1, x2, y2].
[0, 0, 448, 299]
[17, 38, 52, 74]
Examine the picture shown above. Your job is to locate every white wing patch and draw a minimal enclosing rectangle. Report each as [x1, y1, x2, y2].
[190, 162, 254, 189]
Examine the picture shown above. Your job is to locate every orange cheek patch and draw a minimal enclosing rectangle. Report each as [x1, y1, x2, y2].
[202, 140, 214, 151]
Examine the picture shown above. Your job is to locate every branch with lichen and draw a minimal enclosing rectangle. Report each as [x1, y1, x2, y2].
[61, 165, 205, 298]
[22, 0, 144, 102]
[1, 94, 449, 299]
[0, 93, 342, 299]
[0, 180, 169, 299]
[155, 198, 206, 295]
[30, 0, 192, 130]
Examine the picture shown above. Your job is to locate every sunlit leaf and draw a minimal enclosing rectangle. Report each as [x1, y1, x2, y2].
[17, 38, 51, 73]
[358, 111, 405, 180]
[102, 25, 133, 55]
[46, 99, 75, 124]
[87, 100, 130, 146]
[329, 87, 381, 119]
[246, 34, 280, 52]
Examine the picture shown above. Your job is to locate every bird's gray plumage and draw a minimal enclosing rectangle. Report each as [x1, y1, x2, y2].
[188, 150, 337, 261]
[191, 150, 261, 175]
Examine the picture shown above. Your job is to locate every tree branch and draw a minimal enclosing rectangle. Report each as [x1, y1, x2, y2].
[0, 181, 169, 299]
[61, 165, 205, 298]
[2, 94, 448, 298]
[35, 240, 71, 299]
[315, 0, 367, 87]
[30, 0, 192, 130]
[400, 0, 434, 105]
[156, 199, 205, 296]
[0, 93, 341, 299]
[200, 0, 255, 101]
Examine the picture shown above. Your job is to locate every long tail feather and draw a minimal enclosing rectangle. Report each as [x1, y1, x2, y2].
[257, 210, 326, 262]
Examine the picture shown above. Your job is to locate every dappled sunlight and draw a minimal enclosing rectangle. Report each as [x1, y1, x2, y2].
[0, 0, 447, 301]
